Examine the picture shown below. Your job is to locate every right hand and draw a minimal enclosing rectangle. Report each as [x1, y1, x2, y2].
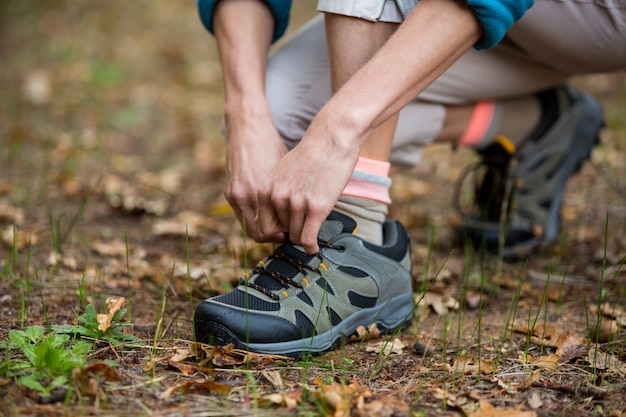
[224, 108, 288, 244]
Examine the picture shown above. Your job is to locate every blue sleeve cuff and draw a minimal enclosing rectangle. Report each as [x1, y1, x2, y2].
[467, 0, 534, 49]
[197, 0, 292, 44]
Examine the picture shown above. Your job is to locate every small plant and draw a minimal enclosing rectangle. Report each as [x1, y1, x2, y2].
[0, 326, 91, 398]
[52, 298, 141, 346]
[0, 299, 141, 400]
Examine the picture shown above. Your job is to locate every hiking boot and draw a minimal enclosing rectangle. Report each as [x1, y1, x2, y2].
[458, 84, 604, 258]
[194, 211, 414, 357]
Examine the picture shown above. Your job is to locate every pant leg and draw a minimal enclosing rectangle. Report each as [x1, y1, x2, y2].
[265, 14, 446, 164]
[266, 2, 626, 166]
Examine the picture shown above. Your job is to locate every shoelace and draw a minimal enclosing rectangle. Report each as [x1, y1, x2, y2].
[240, 239, 342, 301]
[453, 152, 514, 222]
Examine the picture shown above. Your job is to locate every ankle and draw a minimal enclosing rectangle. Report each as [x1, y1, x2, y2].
[335, 196, 387, 245]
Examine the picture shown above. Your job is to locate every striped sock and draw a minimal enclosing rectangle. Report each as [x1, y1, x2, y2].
[459, 97, 541, 150]
[336, 157, 391, 245]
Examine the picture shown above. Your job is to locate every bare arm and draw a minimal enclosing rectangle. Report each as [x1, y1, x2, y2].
[257, 0, 482, 253]
[326, 0, 482, 137]
[213, 0, 288, 243]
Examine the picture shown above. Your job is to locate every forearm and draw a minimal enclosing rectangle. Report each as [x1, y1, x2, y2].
[318, 0, 482, 151]
[213, 0, 274, 121]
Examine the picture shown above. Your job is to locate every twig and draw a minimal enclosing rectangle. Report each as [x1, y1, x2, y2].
[531, 380, 607, 400]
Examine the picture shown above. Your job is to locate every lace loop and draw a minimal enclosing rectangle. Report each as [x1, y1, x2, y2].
[240, 239, 335, 301]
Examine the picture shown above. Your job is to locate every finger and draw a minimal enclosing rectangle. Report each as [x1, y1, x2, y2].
[256, 198, 287, 239]
[300, 210, 329, 254]
[287, 208, 306, 246]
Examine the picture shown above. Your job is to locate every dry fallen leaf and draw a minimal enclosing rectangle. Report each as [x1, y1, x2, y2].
[97, 297, 127, 332]
[261, 370, 284, 390]
[101, 173, 169, 216]
[2, 225, 38, 250]
[592, 302, 625, 327]
[91, 239, 129, 257]
[346, 323, 381, 343]
[526, 392, 543, 410]
[469, 400, 537, 417]
[520, 353, 559, 372]
[151, 210, 208, 237]
[197, 343, 289, 368]
[356, 396, 411, 417]
[0, 201, 25, 224]
[516, 369, 542, 391]
[590, 320, 621, 343]
[313, 379, 371, 417]
[415, 292, 460, 316]
[167, 360, 213, 376]
[511, 321, 562, 348]
[431, 388, 473, 413]
[159, 379, 230, 400]
[365, 338, 406, 355]
[263, 388, 303, 409]
[586, 348, 626, 377]
[72, 363, 120, 400]
[555, 333, 588, 363]
[450, 354, 496, 375]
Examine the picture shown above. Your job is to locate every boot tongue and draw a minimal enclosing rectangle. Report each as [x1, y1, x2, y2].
[317, 210, 357, 241]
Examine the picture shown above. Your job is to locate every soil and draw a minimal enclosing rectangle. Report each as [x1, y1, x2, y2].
[0, 1, 625, 416]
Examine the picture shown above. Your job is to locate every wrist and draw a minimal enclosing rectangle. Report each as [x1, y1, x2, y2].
[223, 94, 272, 125]
[318, 101, 372, 150]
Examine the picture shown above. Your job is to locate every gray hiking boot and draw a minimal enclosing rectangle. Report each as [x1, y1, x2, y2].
[194, 211, 414, 357]
[458, 84, 604, 258]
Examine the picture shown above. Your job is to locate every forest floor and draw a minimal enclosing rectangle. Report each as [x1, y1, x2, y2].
[0, 2, 625, 416]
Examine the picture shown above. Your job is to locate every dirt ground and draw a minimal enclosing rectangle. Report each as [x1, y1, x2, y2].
[0, 2, 625, 416]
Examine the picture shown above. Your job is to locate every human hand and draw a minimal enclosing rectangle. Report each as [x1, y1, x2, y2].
[224, 111, 288, 244]
[256, 123, 360, 253]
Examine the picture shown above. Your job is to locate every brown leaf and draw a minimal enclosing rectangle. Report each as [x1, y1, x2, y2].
[2, 225, 38, 250]
[0, 201, 24, 224]
[356, 396, 411, 417]
[159, 379, 230, 400]
[526, 392, 543, 410]
[469, 401, 537, 417]
[96, 297, 127, 332]
[152, 210, 208, 237]
[313, 379, 371, 417]
[589, 320, 621, 343]
[199, 343, 289, 368]
[365, 338, 406, 355]
[72, 363, 120, 400]
[520, 353, 559, 372]
[346, 323, 381, 343]
[168, 361, 200, 376]
[264, 389, 302, 409]
[431, 388, 471, 411]
[415, 292, 459, 316]
[511, 321, 563, 348]
[586, 348, 626, 376]
[555, 333, 587, 363]
[170, 347, 193, 363]
[261, 370, 284, 390]
[451, 354, 496, 375]
[91, 239, 129, 257]
[516, 369, 542, 391]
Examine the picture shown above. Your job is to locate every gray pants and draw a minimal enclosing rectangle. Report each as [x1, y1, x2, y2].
[266, 0, 626, 165]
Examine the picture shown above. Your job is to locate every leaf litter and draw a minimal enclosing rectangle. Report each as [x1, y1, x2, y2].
[0, 2, 625, 416]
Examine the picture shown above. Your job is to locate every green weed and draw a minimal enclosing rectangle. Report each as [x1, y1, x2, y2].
[0, 326, 90, 398]
[52, 303, 141, 347]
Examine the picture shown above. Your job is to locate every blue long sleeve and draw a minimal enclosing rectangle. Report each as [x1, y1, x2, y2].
[197, 0, 292, 44]
[467, 0, 534, 49]
[197, 0, 533, 49]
